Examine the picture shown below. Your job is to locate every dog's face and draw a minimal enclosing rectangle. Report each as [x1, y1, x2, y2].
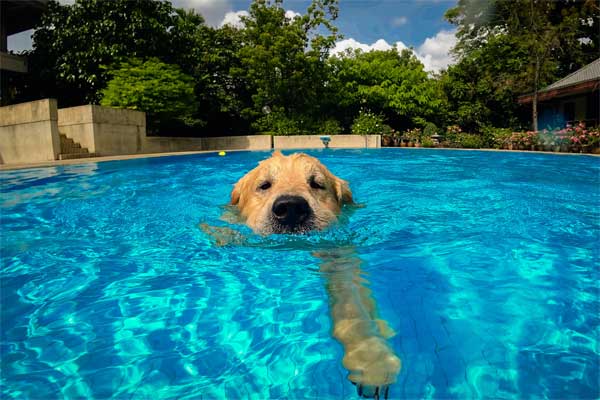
[230, 151, 353, 234]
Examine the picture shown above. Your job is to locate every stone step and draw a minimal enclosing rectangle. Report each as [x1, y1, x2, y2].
[61, 138, 79, 146]
[61, 143, 83, 151]
[59, 133, 88, 154]
[58, 152, 99, 160]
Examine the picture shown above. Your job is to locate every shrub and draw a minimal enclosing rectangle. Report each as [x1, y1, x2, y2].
[403, 127, 423, 141]
[421, 137, 435, 147]
[252, 112, 306, 135]
[560, 122, 600, 147]
[507, 123, 600, 151]
[480, 126, 512, 148]
[317, 119, 343, 135]
[100, 58, 198, 132]
[444, 125, 462, 143]
[456, 133, 483, 148]
[351, 110, 391, 135]
[537, 129, 556, 147]
[509, 131, 538, 148]
[423, 122, 439, 137]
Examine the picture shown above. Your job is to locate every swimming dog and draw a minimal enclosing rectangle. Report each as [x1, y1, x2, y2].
[205, 151, 400, 398]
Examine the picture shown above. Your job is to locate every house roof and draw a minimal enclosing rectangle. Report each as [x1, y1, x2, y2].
[541, 58, 600, 93]
[518, 58, 600, 104]
[1, 0, 49, 36]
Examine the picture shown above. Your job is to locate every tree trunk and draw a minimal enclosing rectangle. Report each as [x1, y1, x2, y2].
[532, 54, 539, 132]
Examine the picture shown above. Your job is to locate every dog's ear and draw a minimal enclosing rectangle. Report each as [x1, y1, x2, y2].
[230, 180, 243, 205]
[272, 150, 283, 158]
[335, 178, 353, 205]
[230, 185, 240, 205]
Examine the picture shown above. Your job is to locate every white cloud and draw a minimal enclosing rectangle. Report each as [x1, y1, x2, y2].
[416, 30, 457, 72]
[331, 29, 457, 73]
[171, 0, 232, 27]
[220, 9, 301, 28]
[285, 10, 301, 20]
[391, 16, 408, 27]
[220, 10, 249, 28]
[331, 38, 408, 55]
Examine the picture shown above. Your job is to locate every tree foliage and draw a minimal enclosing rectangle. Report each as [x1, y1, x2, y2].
[10, 0, 598, 136]
[27, 0, 191, 106]
[100, 58, 197, 132]
[234, 0, 340, 130]
[443, 0, 599, 130]
[329, 49, 446, 130]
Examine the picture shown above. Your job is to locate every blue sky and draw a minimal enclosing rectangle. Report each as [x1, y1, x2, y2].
[8, 0, 458, 72]
[225, 0, 456, 46]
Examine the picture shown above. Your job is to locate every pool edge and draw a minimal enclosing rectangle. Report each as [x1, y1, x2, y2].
[0, 147, 597, 171]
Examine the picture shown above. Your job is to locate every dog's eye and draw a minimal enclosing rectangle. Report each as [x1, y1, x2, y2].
[258, 181, 272, 191]
[310, 177, 325, 190]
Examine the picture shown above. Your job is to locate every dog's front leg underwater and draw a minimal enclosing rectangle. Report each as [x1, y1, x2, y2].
[316, 248, 401, 399]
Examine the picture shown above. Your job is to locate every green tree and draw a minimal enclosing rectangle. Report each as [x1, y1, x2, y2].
[328, 49, 446, 131]
[234, 0, 340, 132]
[445, 0, 598, 130]
[439, 33, 528, 132]
[25, 0, 200, 106]
[100, 58, 197, 133]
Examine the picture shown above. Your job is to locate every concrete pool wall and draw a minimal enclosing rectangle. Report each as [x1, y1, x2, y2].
[0, 99, 381, 165]
[0, 99, 61, 164]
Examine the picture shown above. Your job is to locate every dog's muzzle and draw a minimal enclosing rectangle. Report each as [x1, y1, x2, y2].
[271, 195, 314, 233]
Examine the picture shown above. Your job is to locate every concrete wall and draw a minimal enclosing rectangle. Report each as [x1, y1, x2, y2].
[142, 135, 272, 154]
[273, 134, 380, 150]
[57, 105, 96, 151]
[58, 105, 146, 155]
[0, 99, 382, 165]
[59, 105, 271, 155]
[203, 135, 272, 151]
[0, 99, 60, 164]
[142, 137, 204, 154]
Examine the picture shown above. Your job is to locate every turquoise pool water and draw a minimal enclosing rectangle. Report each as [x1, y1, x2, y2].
[1, 149, 598, 399]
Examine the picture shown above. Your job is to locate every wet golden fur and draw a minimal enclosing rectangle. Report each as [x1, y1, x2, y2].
[230, 151, 353, 234]
[208, 151, 401, 398]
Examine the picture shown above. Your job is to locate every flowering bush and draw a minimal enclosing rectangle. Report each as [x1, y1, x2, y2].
[403, 127, 422, 141]
[507, 122, 600, 151]
[561, 122, 600, 147]
[446, 125, 462, 136]
[351, 110, 390, 135]
[510, 131, 538, 147]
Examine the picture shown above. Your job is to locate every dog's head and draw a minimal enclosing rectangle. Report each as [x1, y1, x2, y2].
[230, 151, 353, 234]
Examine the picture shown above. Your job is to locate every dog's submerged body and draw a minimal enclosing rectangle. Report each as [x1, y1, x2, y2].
[216, 151, 400, 398]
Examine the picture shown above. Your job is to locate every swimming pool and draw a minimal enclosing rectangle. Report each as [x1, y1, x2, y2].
[1, 149, 598, 399]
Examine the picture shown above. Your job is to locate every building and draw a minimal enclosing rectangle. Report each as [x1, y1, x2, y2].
[518, 58, 600, 129]
[0, 0, 49, 104]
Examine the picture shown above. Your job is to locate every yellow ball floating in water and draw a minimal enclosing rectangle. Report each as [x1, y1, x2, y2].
[218, 151, 226, 156]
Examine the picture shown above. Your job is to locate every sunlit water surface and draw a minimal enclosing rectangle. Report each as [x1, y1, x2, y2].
[1, 149, 599, 399]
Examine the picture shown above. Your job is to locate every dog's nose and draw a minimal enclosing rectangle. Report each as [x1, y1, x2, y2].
[272, 195, 311, 228]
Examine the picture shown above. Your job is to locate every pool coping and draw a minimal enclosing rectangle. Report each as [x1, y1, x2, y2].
[0, 149, 249, 171]
[0, 147, 597, 171]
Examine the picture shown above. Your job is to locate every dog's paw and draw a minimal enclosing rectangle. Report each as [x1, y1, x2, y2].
[375, 319, 396, 339]
[199, 223, 245, 246]
[344, 337, 401, 391]
[354, 382, 390, 399]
